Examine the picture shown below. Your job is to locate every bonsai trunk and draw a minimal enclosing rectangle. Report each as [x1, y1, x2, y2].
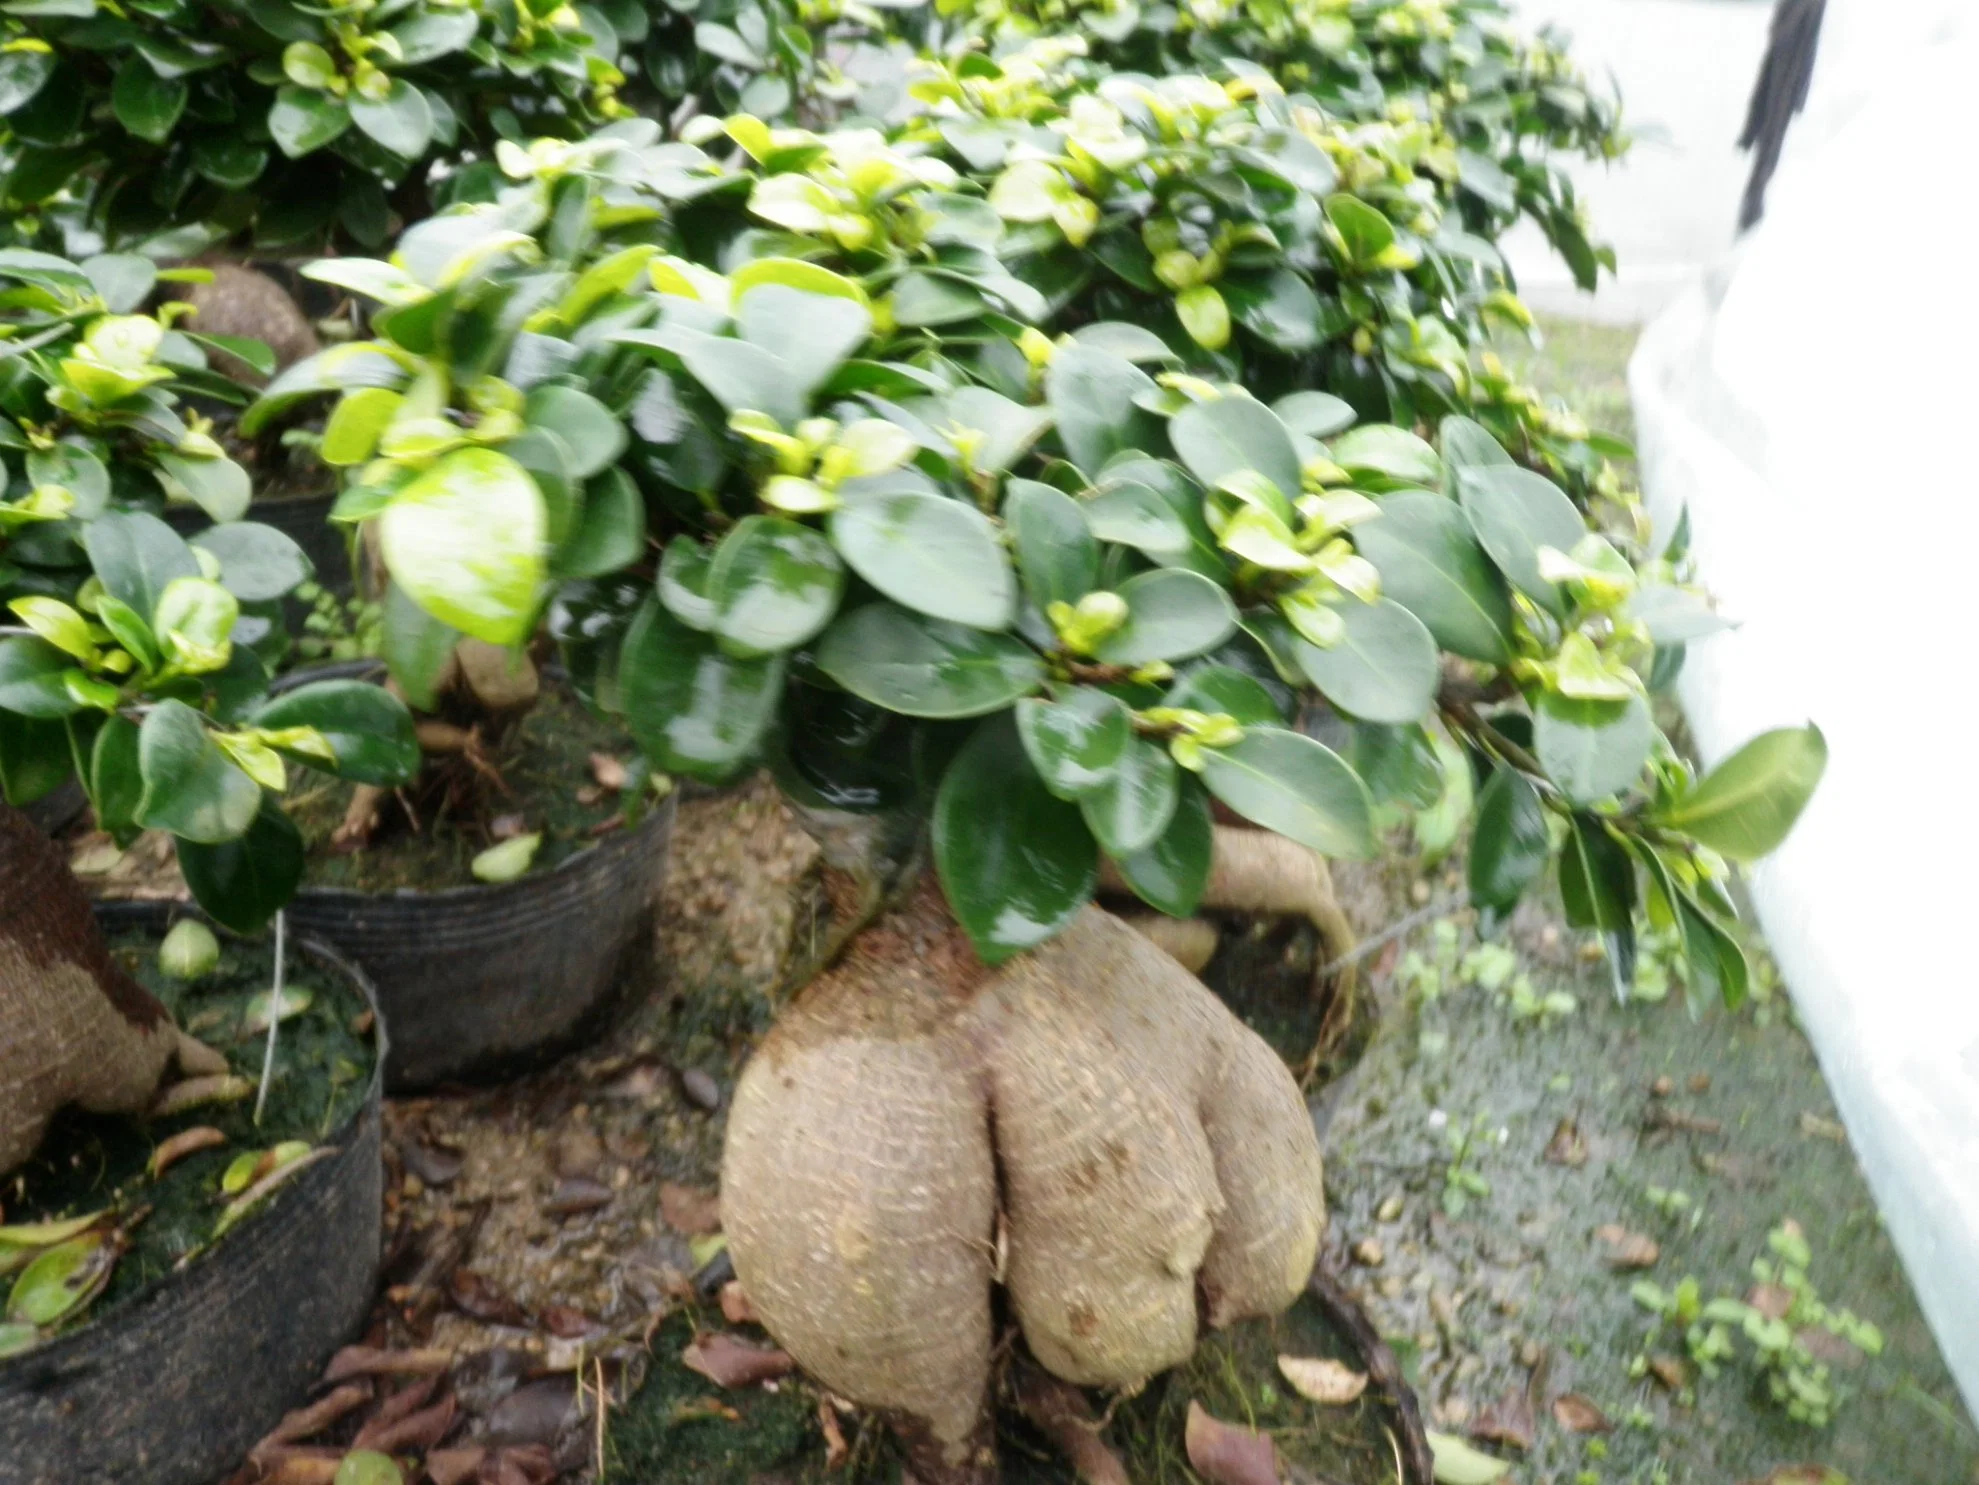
[0, 805, 197, 1174]
[720, 828, 1342, 1484]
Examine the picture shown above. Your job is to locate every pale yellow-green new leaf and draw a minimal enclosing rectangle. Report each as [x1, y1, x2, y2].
[1651, 723, 1827, 863]
[379, 449, 546, 647]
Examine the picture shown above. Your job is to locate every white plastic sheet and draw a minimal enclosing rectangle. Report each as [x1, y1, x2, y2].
[1629, 0, 1979, 1412]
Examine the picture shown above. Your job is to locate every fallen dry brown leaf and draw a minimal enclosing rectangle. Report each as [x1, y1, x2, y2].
[818, 1399, 850, 1471]
[1276, 1355, 1368, 1404]
[1594, 1224, 1660, 1270]
[1542, 1118, 1588, 1167]
[423, 1447, 486, 1485]
[1551, 1393, 1612, 1434]
[682, 1332, 797, 1389]
[719, 1281, 760, 1326]
[1470, 1388, 1535, 1452]
[1184, 1401, 1279, 1485]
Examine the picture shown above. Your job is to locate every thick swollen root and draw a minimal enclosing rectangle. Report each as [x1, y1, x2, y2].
[1, 807, 179, 1174]
[723, 895, 1325, 1468]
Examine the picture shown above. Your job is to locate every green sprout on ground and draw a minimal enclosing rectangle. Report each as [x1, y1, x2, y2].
[1437, 1111, 1498, 1218]
[1628, 1222, 1884, 1426]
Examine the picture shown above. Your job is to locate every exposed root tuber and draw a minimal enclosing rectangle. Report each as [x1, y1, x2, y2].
[722, 879, 1325, 1480]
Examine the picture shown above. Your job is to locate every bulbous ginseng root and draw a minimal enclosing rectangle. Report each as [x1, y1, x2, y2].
[0, 806, 212, 1175]
[722, 871, 1326, 1485]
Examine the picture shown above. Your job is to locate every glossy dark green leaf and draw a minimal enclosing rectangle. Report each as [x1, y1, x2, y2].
[191, 523, 312, 603]
[657, 536, 717, 631]
[268, 85, 351, 157]
[1468, 766, 1550, 914]
[178, 798, 304, 933]
[1004, 478, 1097, 610]
[1016, 690, 1129, 800]
[1650, 724, 1826, 863]
[619, 599, 785, 784]
[707, 515, 844, 658]
[554, 467, 646, 581]
[933, 713, 1098, 965]
[525, 384, 625, 479]
[1558, 815, 1636, 995]
[1093, 568, 1236, 666]
[89, 714, 144, 843]
[1114, 779, 1213, 917]
[379, 580, 458, 712]
[110, 56, 187, 144]
[1438, 414, 1514, 479]
[0, 49, 54, 114]
[815, 603, 1043, 719]
[349, 78, 432, 160]
[82, 512, 199, 628]
[1456, 463, 1584, 616]
[1534, 691, 1655, 804]
[1044, 344, 1161, 476]
[1345, 721, 1444, 808]
[1198, 725, 1375, 858]
[252, 680, 419, 786]
[136, 699, 261, 844]
[27, 442, 109, 517]
[945, 386, 1053, 474]
[1292, 597, 1438, 724]
[157, 451, 251, 523]
[1081, 480, 1190, 559]
[1355, 491, 1515, 663]
[1223, 268, 1322, 352]
[1325, 194, 1395, 264]
[1080, 734, 1178, 856]
[830, 488, 1015, 630]
[735, 284, 872, 397]
[1676, 891, 1749, 1010]
[1168, 396, 1302, 504]
[1165, 664, 1282, 725]
[0, 712, 69, 805]
[891, 271, 986, 327]
[0, 637, 79, 719]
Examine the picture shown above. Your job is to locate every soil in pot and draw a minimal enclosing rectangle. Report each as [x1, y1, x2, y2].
[0, 918, 376, 1350]
[286, 684, 648, 891]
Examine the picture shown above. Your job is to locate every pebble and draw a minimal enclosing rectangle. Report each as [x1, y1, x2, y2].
[1351, 1238, 1385, 1267]
[482, 1376, 580, 1448]
[1375, 1193, 1405, 1223]
[680, 1067, 723, 1111]
[544, 1177, 613, 1218]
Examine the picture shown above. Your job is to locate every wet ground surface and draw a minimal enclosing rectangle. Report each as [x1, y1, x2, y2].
[212, 774, 1977, 1485]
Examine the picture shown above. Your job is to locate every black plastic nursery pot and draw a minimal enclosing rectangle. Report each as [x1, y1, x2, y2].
[0, 902, 384, 1485]
[285, 793, 676, 1093]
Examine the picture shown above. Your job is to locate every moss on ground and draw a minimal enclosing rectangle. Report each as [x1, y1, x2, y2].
[5, 923, 375, 1324]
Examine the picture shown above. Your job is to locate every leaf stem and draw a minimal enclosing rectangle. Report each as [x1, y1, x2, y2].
[253, 909, 286, 1126]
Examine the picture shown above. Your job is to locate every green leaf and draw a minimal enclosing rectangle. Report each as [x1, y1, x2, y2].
[1457, 463, 1583, 616]
[1044, 344, 1161, 475]
[6, 1232, 115, 1328]
[1273, 391, 1356, 439]
[379, 581, 457, 711]
[0, 49, 54, 115]
[253, 680, 418, 785]
[332, 1451, 406, 1485]
[136, 699, 261, 844]
[657, 536, 716, 631]
[1534, 691, 1655, 804]
[554, 467, 646, 581]
[1292, 598, 1438, 724]
[525, 384, 625, 479]
[1198, 725, 1374, 858]
[934, 713, 1098, 965]
[1355, 492, 1514, 663]
[349, 78, 432, 160]
[1082, 478, 1190, 559]
[1174, 283, 1230, 351]
[177, 798, 304, 933]
[111, 56, 187, 145]
[891, 271, 986, 328]
[157, 452, 252, 523]
[1650, 724, 1827, 862]
[707, 515, 843, 658]
[83, 512, 200, 627]
[0, 712, 72, 805]
[1165, 665, 1282, 725]
[192, 522, 312, 603]
[1005, 478, 1097, 610]
[1080, 735, 1178, 856]
[387, 9, 477, 63]
[1093, 568, 1236, 666]
[1325, 194, 1396, 265]
[830, 488, 1015, 630]
[736, 284, 872, 397]
[1168, 396, 1302, 506]
[378, 448, 546, 647]
[1438, 415, 1514, 478]
[1016, 690, 1129, 800]
[1330, 425, 1441, 489]
[268, 85, 351, 157]
[1114, 779, 1213, 916]
[471, 833, 540, 884]
[1069, 322, 1178, 364]
[1558, 815, 1636, 992]
[1468, 766, 1549, 914]
[90, 714, 144, 841]
[27, 442, 109, 517]
[0, 641, 82, 720]
[1222, 269, 1321, 352]
[945, 386, 1053, 475]
[1427, 1430, 1510, 1485]
[619, 599, 785, 784]
[815, 603, 1042, 719]
[1676, 891, 1749, 1010]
